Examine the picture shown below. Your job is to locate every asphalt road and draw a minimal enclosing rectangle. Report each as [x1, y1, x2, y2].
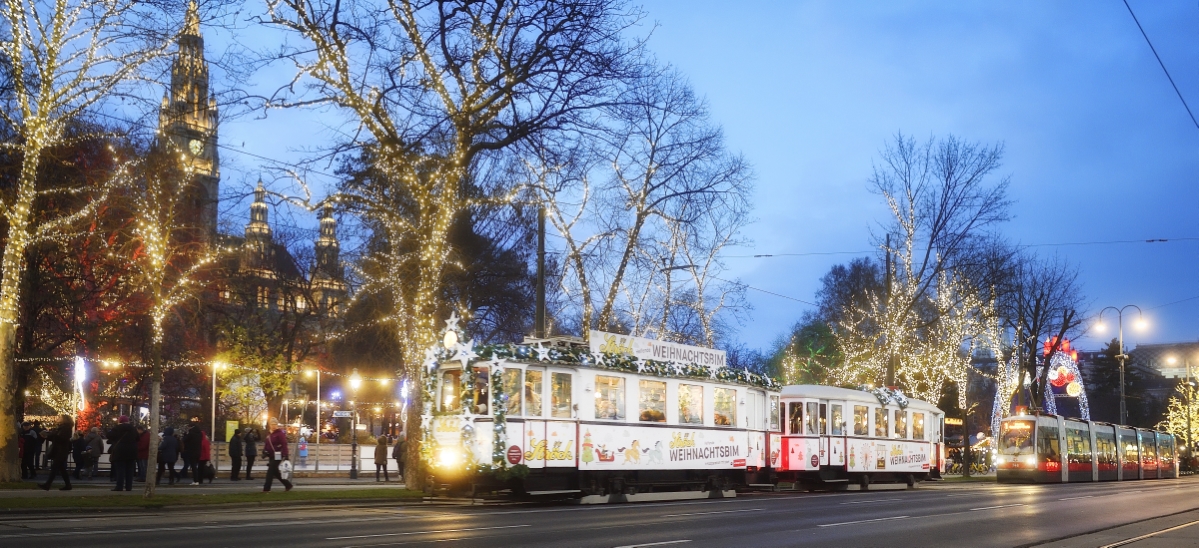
[2, 479, 1198, 548]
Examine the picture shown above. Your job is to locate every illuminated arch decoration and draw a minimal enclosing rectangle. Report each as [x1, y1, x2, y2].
[1041, 338, 1090, 420]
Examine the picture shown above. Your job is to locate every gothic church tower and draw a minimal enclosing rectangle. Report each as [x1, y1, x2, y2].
[158, 1, 220, 238]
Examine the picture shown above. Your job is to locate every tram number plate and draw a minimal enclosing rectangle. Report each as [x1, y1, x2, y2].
[811, 454, 819, 467]
[507, 445, 523, 465]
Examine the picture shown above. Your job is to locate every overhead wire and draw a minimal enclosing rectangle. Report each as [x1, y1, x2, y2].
[1123, 0, 1199, 132]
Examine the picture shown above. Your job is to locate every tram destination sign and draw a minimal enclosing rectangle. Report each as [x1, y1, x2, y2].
[589, 330, 726, 368]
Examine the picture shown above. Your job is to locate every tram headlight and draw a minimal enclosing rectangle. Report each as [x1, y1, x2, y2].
[996, 456, 1005, 465]
[1025, 456, 1036, 466]
[437, 447, 461, 468]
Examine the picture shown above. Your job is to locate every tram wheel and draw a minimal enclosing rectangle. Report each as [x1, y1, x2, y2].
[859, 475, 870, 491]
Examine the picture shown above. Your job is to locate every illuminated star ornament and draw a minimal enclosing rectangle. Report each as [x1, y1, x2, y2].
[487, 356, 506, 375]
[534, 342, 550, 362]
[593, 352, 606, 367]
[445, 311, 461, 332]
[454, 340, 480, 368]
[635, 358, 647, 373]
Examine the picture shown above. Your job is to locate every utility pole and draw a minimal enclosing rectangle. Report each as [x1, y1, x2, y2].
[535, 206, 546, 339]
[884, 233, 897, 388]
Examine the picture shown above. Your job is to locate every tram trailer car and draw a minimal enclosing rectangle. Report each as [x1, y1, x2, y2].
[425, 357, 783, 497]
[773, 386, 946, 491]
[996, 414, 1178, 483]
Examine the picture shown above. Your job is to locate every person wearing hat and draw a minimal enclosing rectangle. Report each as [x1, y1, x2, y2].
[107, 416, 138, 491]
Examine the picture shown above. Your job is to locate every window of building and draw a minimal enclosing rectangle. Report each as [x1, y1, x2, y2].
[440, 370, 461, 412]
[788, 402, 803, 435]
[853, 405, 869, 436]
[874, 407, 888, 438]
[714, 388, 736, 426]
[806, 402, 819, 435]
[769, 395, 780, 431]
[912, 412, 925, 440]
[594, 375, 625, 420]
[503, 368, 523, 416]
[525, 369, 543, 417]
[679, 384, 703, 425]
[551, 372, 571, 418]
[894, 410, 907, 438]
[639, 380, 666, 422]
[831, 404, 844, 436]
[295, 296, 307, 310]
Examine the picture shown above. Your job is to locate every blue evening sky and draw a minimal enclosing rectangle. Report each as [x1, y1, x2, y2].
[211, 1, 1199, 354]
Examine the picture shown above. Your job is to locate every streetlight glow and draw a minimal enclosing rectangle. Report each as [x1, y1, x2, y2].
[1134, 317, 1148, 331]
[349, 368, 362, 390]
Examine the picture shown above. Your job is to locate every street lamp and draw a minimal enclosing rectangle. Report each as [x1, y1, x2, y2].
[1095, 305, 1145, 425]
[211, 362, 225, 441]
[349, 368, 362, 479]
[306, 368, 322, 472]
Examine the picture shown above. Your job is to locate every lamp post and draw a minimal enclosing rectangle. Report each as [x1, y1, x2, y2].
[1096, 305, 1146, 425]
[349, 368, 362, 479]
[306, 369, 321, 472]
[211, 362, 225, 441]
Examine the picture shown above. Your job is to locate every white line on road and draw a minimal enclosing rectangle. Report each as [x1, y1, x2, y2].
[838, 498, 902, 505]
[327, 524, 531, 540]
[1099, 519, 1199, 548]
[662, 509, 762, 518]
[613, 541, 692, 548]
[817, 515, 910, 527]
[970, 503, 1025, 511]
[1058, 495, 1095, 500]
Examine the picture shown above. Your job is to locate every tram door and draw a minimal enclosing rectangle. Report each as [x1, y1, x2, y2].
[828, 402, 846, 468]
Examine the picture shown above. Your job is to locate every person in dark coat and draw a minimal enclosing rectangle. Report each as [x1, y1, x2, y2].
[107, 416, 138, 491]
[135, 425, 150, 482]
[228, 430, 243, 481]
[19, 421, 38, 479]
[156, 426, 180, 485]
[392, 432, 406, 481]
[71, 430, 88, 479]
[182, 418, 203, 485]
[31, 420, 45, 471]
[85, 427, 104, 478]
[38, 415, 74, 490]
[243, 427, 258, 480]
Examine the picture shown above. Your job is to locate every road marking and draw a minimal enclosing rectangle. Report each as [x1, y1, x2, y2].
[613, 541, 692, 548]
[970, 503, 1024, 511]
[662, 509, 761, 517]
[0, 516, 397, 539]
[1059, 495, 1095, 500]
[327, 524, 531, 540]
[838, 498, 902, 505]
[1099, 519, 1199, 548]
[818, 515, 910, 527]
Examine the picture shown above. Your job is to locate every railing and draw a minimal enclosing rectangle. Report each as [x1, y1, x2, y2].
[62, 441, 379, 475]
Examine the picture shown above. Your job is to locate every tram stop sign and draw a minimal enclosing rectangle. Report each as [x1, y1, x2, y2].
[811, 454, 819, 467]
[507, 445, 523, 465]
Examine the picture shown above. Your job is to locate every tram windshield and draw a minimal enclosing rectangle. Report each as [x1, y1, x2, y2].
[999, 420, 1035, 456]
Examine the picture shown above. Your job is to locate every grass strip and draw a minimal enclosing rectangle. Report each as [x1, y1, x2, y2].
[0, 488, 424, 509]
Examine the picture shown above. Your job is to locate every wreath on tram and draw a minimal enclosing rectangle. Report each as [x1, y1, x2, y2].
[861, 385, 909, 409]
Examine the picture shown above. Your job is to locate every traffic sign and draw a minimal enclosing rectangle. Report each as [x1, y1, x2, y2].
[332, 410, 353, 418]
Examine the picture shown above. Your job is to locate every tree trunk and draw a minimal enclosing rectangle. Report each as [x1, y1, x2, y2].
[143, 338, 162, 498]
[0, 323, 19, 481]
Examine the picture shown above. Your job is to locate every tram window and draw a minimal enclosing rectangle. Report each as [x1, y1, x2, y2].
[819, 404, 828, 435]
[714, 388, 736, 426]
[679, 384, 704, 425]
[1142, 432, 1157, 466]
[788, 402, 803, 435]
[1066, 427, 1091, 466]
[1121, 432, 1139, 466]
[1000, 421, 1034, 458]
[440, 369, 462, 412]
[894, 410, 907, 439]
[502, 368, 523, 416]
[639, 380, 667, 422]
[594, 375, 625, 420]
[830, 404, 844, 436]
[806, 402, 819, 435]
[769, 395, 781, 431]
[472, 367, 490, 414]
[551, 372, 572, 418]
[912, 412, 925, 440]
[525, 369, 544, 417]
[874, 408, 888, 438]
[1038, 426, 1060, 464]
[853, 406, 868, 436]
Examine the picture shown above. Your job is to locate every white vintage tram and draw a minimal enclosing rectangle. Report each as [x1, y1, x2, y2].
[996, 413, 1178, 483]
[425, 337, 783, 497]
[423, 336, 949, 497]
[773, 386, 946, 490]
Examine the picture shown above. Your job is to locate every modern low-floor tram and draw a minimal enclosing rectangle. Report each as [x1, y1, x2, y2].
[996, 413, 1177, 483]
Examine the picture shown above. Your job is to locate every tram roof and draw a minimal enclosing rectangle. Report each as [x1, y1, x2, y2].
[780, 384, 942, 413]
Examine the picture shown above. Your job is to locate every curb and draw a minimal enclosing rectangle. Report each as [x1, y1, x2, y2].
[0, 496, 448, 516]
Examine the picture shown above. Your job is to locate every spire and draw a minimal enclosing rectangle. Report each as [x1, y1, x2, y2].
[247, 180, 270, 234]
[183, 1, 201, 37]
[314, 201, 342, 281]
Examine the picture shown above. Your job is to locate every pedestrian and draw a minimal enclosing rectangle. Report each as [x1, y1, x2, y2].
[38, 414, 74, 491]
[71, 430, 87, 479]
[374, 436, 390, 482]
[298, 436, 308, 467]
[136, 424, 150, 482]
[85, 427, 104, 479]
[182, 418, 202, 485]
[199, 428, 212, 484]
[392, 432, 406, 482]
[262, 418, 292, 492]
[107, 415, 138, 491]
[19, 421, 37, 479]
[243, 427, 257, 481]
[228, 429, 243, 481]
[31, 420, 45, 472]
[156, 426, 180, 485]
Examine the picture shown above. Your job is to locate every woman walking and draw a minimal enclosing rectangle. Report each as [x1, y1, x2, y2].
[262, 418, 292, 492]
[156, 426, 180, 485]
[38, 415, 74, 491]
[374, 436, 390, 482]
[108, 416, 138, 491]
